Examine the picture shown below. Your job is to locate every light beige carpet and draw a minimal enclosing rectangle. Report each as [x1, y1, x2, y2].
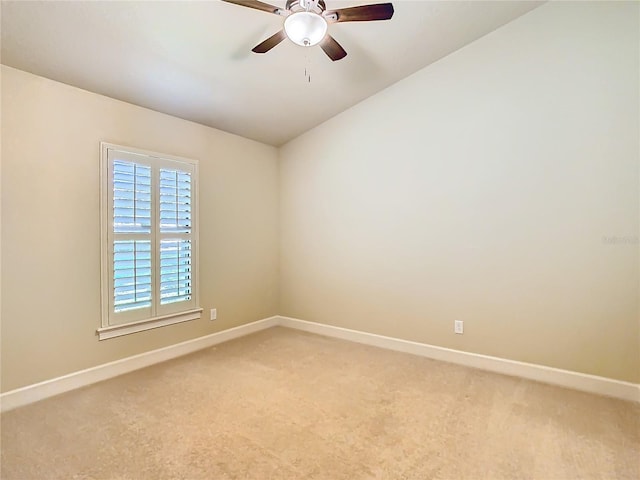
[1, 327, 638, 479]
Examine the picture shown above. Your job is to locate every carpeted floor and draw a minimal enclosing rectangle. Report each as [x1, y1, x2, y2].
[1, 327, 638, 479]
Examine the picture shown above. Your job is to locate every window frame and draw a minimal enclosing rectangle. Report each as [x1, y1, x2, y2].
[99, 142, 201, 340]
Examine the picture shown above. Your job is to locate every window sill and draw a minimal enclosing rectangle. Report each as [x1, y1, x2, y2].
[97, 308, 203, 340]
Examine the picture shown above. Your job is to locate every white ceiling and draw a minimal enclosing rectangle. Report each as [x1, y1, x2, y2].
[1, 0, 543, 146]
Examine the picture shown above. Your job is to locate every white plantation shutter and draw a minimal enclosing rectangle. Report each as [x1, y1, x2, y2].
[113, 240, 152, 312]
[101, 144, 199, 338]
[112, 161, 153, 314]
[158, 168, 194, 311]
[113, 161, 152, 234]
[159, 169, 191, 234]
[160, 239, 192, 304]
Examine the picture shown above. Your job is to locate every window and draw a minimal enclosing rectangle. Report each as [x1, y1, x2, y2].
[99, 143, 201, 340]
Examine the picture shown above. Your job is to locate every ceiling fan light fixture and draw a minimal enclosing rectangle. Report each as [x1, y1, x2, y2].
[284, 11, 327, 47]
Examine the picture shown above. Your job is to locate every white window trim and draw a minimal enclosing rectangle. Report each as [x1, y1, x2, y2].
[99, 142, 201, 340]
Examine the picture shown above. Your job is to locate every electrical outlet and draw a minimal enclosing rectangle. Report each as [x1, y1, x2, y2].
[454, 320, 463, 334]
[210, 308, 217, 321]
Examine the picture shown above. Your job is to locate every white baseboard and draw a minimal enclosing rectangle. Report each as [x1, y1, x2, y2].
[0, 316, 279, 413]
[277, 316, 640, 403]
[2, 314, 638, 412]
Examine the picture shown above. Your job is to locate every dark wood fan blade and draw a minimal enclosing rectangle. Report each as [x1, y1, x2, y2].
[324, 3, 394, 23]
[252, 30, 287, 53]
[221, 0, 283, 15]
[319, 35, 347, 61]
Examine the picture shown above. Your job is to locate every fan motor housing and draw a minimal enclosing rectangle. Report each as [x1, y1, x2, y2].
[285, 0, 327, 14]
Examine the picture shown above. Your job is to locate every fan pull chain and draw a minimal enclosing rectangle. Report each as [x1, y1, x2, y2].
[304, 52, 311, 83]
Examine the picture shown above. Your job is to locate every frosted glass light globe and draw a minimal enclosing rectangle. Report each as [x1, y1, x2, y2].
[284, 11, 328, 47]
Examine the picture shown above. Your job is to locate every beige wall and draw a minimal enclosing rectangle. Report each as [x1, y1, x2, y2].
[1, 66, 279, 392]
[279, 2, 640, 382]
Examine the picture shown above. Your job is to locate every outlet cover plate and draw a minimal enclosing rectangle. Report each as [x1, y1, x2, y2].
[454, 320, 463, 334]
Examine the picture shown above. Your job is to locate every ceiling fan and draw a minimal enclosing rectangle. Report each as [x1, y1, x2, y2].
[221, 0, 394, 61]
